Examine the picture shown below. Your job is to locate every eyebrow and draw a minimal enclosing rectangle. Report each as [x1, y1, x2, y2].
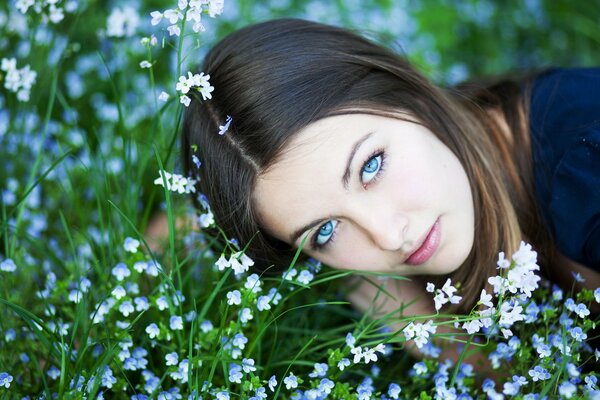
[288, 131, 375, 245]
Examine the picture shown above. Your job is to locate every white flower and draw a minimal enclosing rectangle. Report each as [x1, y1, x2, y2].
[337, 358, 351, 371]
[350, 346, 363, 363]
[242, 358, 256, 373]
[199, 83, 214, 100]
[176, 75, 191, 94]
[146, 323, 160, 339]
[403, 320, 436, 349]
[112, 263, 131, 281]
[257, 295, 271, 311]
[158, 91, 170, 102]
[245, 274, 262, 293]
[119, 301, 135, 317]
[165, 352, 178, 366]
[208, 0, 224, 17]
[268, 376, 277, 391]
[139, 60, 152, 69]
[0, 259, 16, 272]
[170, 315, 184, 330]
[226, 290, 241, 306]
[425, 282, 435, 293]
[478, 289, 493, 308]
[218, 115, 233, 135]
[297, 270, 314, 285]
[150, 10, 163, 25]
[107, 6, 140, 38]
[112, 285, 126, 300]
[239, 308, 253, 324]
[167, 24, 181, 37]
[124, 237, 140, 253]
[163, 9, 182, 24]
[462, 319, 483, 335]
[215, 254, 230, 271]
[284, 373, 298, 389]
[180, 94, 191, 107]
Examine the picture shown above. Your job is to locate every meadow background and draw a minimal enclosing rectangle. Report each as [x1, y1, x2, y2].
[1, 0, 600, 399]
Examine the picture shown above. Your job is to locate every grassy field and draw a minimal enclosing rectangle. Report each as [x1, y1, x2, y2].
[0, 0, 599, 398]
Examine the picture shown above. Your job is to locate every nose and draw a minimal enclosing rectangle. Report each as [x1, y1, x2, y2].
[353, 206, 408, 252]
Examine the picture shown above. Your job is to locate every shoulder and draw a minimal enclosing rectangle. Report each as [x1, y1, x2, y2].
[528, 67, 600, 271]
[530, 67, 600, 139]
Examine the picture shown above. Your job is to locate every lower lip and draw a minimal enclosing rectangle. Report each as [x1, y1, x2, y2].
[405, 218, 441, 265]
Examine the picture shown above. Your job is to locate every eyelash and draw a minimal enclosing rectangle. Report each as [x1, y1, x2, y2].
[311, 149, 387, 250]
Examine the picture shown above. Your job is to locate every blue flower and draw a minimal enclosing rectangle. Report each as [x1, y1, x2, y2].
[388, 383, 401, 399]
[0, 372, 13, 388]
[528, 366, 550, 382]
[111, 262, 131, 281]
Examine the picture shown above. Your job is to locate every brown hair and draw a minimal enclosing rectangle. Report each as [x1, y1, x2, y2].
[182, 18, 556, 311]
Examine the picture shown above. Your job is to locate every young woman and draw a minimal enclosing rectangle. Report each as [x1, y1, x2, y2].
[180, 18, 600, 356]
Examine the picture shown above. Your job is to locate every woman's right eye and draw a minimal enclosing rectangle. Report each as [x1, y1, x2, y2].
[313, 220, 338, 249]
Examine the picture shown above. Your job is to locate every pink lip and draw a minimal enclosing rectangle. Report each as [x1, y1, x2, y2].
[405, 218, 441, 265]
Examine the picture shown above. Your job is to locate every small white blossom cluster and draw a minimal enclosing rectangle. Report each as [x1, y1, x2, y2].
[1, 58, 37, 102]
[175, 71, 214, 107]
[426, 278, 462, 311]
[150, 0, 224, 36]
[106, 6, 140, 38]
[215, 251, 255, 277]
[15, 0, 66, 24]
[153, 170, 197, 194]
[403, 320, 437, 349]
[345, 333, 388, 365]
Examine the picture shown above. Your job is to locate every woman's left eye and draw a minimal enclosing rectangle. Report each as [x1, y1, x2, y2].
[360, 152, 384, 185]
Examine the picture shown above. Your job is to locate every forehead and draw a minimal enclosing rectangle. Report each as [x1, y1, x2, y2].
[253, 114, 375, 241]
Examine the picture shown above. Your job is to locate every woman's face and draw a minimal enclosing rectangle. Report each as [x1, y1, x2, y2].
[253, 113, 475, 276]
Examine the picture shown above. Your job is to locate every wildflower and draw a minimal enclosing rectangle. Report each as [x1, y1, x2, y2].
[150, 10, 163, 25]
[239, 307, 253, 324]
[226, 290, 242, 306]
[146, 323, 160, 339]
[208, 0, 224, 17]
[413, 362, 428, 375]
[257, 295, 271, 311]
[0, 372, 13, 388]
[218, 115, 232, 135]
[594, 288, 600, 303]
[528, 366, 551, 381]
[388, 383, 402, 399]
[254, 387, 267, 399]
[216, 392, 230, 400]
[430, 278, 462, 311]
[558, 381, 577, 398]
[570, 327, 587, 342]
[284, 373, 298, 389]
[462, 318, 483, 334]
[0, 58, 37, 102]
[119, 301, 135, 317]
[403, 320, 437, 349]
[297, 270, 314, 284]
[47, 366, 60, 380]
[156, 296, 169, 310]
[170, 316, 184, 330]
[200, 320, 213, 333]
[165, 352, 178, 366]
[229, 364, 242, 383]
[232, 333, 248, 349]
[345, 332, 356, 348]
[337, 358, 351, 371]
[242, 358, 256, 373]
[268, 375, 277, 391]
[112, 263, 131, 281]
[107, 6, 140, 37]
[215, 254, 230, 271]
[230, 251, 254, 276]
[496, 251, 511, 269]
[158, 91, 170, 102]
[68, 289, 83, 303]
[319, 379, 335, 395]
[308, 363, 328, 378]
[0, 258, 16, 272]
[124, 237, 140, 253]
[245, 274, 262, 293]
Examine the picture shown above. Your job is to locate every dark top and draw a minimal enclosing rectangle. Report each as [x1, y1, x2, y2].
[529, 67, 600, 271]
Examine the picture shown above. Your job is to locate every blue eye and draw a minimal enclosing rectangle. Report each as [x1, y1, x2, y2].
[314, 220, 338, 247]
[361, 153, 382, 184]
